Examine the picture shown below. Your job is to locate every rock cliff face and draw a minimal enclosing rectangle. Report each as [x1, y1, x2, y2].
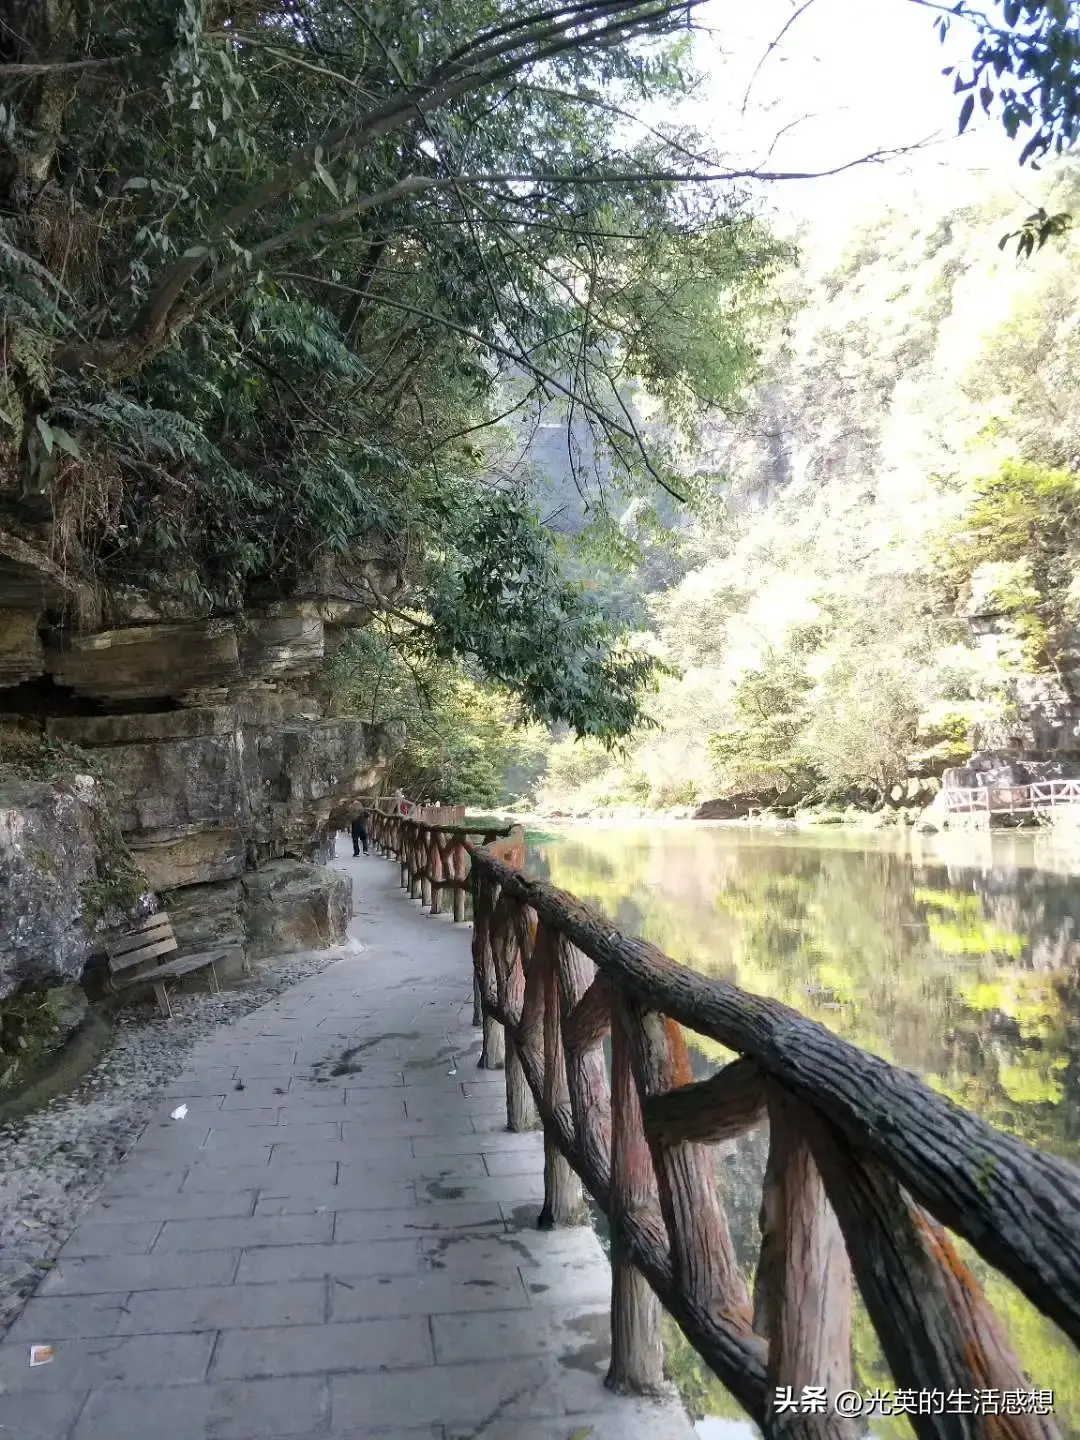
[0, 776, 102, 1000]
[0, 528, 400, 1004]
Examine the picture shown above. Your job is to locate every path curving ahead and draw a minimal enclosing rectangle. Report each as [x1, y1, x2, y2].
[0, 839, 695, 1440]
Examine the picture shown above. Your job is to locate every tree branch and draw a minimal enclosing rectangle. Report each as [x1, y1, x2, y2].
[276, 269, 689, 502]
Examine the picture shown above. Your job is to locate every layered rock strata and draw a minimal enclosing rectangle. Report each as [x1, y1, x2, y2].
[0, 531, 399, 1005]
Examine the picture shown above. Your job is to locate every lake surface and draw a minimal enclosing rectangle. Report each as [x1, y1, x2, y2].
[524, 822, 1080, 1437]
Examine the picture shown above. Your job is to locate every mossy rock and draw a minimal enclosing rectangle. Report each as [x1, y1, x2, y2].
[0, 983, 89, 1091]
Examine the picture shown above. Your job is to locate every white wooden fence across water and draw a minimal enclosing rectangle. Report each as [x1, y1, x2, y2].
[943, 778, 1080, 824]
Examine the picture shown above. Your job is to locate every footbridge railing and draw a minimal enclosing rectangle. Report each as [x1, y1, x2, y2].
[358, 798, 510, 923]
[944, 778, 1080, 824]
[371, 804, 1079, 1440]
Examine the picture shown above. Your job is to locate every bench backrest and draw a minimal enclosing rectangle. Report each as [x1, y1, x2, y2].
[106, 912, 178, 978]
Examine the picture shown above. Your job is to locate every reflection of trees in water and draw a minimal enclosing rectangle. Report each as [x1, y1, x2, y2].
[538, 828, 1080, 1161]
[530, 827, 1080, 1432]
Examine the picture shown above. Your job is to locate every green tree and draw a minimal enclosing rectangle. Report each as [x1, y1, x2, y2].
[0, 0, 794, 740]
[328, 625, 545, 805]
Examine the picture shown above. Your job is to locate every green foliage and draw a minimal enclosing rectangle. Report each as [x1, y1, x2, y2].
[532, 172, 1080, 814]
[328, 627, 546, 806]
[428, 492, 663, 739]
[999, 206, 1074, 258]
[0, 730, 100, 784]
[942, 1, 1080, 164]
[2, 0, 1063, 746]
[707, 650, 814, 797]
[937, 460, 1080, 671]
[1, 0, 800, 738]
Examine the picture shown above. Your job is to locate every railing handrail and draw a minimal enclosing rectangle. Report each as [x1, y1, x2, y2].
[365, 796, 1074, 1439]
[944, 778, 1080, 813]
[466, 844, 1080, 1335]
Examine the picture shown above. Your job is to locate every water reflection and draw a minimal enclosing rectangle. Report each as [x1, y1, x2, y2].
[525, 823, 1080, 1436]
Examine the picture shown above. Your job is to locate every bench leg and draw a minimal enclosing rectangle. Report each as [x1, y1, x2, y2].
[153, 980, 171, 1019]
[208, 962, 220, 996]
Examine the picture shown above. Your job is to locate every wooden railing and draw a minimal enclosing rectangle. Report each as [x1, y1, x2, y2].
[944, 779, 1080, 823]
[355, 794, 468, 825]
[372, 805, 1080, 1439]
[360, 800, 511, 925]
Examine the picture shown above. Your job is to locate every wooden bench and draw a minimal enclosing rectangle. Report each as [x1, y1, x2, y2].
[105, 912, 225, 1018]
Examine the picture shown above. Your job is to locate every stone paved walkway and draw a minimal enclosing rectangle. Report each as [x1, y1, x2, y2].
[1, 841, 696, 1440]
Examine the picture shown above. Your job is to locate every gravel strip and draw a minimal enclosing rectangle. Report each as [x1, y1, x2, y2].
[0, 943, 347, 1336]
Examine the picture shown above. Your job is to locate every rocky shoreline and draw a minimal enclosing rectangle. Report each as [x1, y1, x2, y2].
[0, 942, 351, 1338]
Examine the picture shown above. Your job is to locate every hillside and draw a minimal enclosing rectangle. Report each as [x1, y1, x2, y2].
[532, 162, 1080, 814]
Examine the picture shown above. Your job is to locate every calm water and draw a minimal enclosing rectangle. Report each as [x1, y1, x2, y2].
[524, 822, 1080, 1437]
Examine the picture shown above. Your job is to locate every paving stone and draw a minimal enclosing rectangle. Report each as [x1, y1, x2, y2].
[155, 1211, 334, 1251]
[222, 1064, 309, 1081]
[263, 1140, 360, 1166]
[443, 1401, 695, 1440]
[220, 1084, 303, 1109]
[211, 1317, 433, 1379]
[60, 1220, 163, 1258]
[520, 1258, 611, 1307]
[186, 1137, 277, 1165]
[164, 1066, 237, 1084]
[410, 1132, 542, 1158]
[38, 1248, 240, 1295]
[42, 851, 694, 1440]
[251, 1182, 413, 1217]
[482, 1149, 546, 1176]
[222, 1046, 299, 1066]
[342, 1116, 477, 1142]
[0, 1330, 214, 1391]
[114, 1280, 327, 1334]
[235, 1238, 422, 1284]
[181, 1161, 338, 1193]
[430, 1306, 610, 1364]
[136, 1122, 213, 1150]
[392, 1152, 490, 1181]
[330, 1358, 559, 1428]
[330, 1270, 530, 1320]
[294, 1067, 406, 1089]
[97, 1167, 188, 1198]
[275, 1104, 351, 1126]
[151, 1095, 226, 1119]
[420, 1233, 546, 1272]
[338, 1093, 410, 1118]
[331, 1203, 505, 1243]
[195, 1106, 283, 1129]
[93, 1189, 258, 1222]
[204, 1121, 342, 1147]
[162, 1083, 230, 1100]
[0, 1389, 90, 1439]
[72, 1376, 330, 1439]
[4, 1292, 130, 1342]
[412, 1175, 542, 1206]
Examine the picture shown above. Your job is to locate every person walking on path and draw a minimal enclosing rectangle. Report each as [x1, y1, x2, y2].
[351, 812, 369, 856]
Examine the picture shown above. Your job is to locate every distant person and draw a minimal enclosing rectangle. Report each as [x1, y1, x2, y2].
[351, 813, 369, 857]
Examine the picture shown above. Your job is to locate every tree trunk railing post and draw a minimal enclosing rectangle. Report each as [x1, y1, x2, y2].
[421, 832, 433, 909]
[502, 906, 537, 1131]
[755, 1087, 855, 1439]
[607, 990, 664, 1394]
[472, 870, 505, 1070]
[453, 840, 468, 924]
[430, 838, 444, 916]
[410, 829, 423, 901]
[538, 933, 585, 1228]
